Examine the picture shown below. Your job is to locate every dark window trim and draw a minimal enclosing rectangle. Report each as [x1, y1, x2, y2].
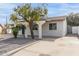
[49, 23, 57, 30]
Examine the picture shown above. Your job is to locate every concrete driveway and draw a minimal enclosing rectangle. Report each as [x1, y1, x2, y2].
[11, 35, 79, 56]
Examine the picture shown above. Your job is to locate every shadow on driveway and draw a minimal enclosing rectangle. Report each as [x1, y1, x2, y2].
[0, 37, 36, 45]
[0, 37, 39, 55]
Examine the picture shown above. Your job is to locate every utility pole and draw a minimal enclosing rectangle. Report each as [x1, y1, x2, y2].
[6, 16, 8, 26]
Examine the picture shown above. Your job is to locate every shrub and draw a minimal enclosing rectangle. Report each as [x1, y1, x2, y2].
[12, 27, 19, 38]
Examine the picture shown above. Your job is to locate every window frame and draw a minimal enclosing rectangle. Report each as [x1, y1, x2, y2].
[49, 23, 57, 30]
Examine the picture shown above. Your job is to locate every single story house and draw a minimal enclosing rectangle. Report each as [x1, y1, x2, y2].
[0, 24, 3, 34]
[20, 16, 67, 39]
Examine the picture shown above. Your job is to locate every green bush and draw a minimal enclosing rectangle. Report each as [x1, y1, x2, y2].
[12, 27, 19, 38]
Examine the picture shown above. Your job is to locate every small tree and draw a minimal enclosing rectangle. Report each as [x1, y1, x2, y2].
[10, 4, 48, 39]
[66, 13, 79, 26]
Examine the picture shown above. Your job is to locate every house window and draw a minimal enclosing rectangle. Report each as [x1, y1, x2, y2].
[33, 24, 38, 30]
[49, 23, 57, 30]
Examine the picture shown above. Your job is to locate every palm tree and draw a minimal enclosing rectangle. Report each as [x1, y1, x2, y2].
[10, 14, 19, 26]
[10, 4, 48, 39]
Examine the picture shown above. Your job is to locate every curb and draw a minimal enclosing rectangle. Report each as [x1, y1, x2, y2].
[2, 40, 40, 56]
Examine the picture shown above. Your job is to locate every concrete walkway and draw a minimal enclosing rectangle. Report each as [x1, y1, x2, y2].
[9, 36, 79, 56]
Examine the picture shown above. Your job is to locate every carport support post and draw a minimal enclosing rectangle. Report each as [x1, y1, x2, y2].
[37, 21, 45, 39]
[38, 24, 42, 39]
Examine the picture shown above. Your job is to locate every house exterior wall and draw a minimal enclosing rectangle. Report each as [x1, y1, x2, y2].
[26, 24, 39, 36]
[62, 18, 67, 36]
[42, 20, 67, 37]
[22, 19, 67, 37]
[25, 21, 45, 36]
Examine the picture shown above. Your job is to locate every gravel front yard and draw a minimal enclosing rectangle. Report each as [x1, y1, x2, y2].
[12, 35, 79, 56]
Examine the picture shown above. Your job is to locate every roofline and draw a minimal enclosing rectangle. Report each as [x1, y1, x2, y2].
[47, 16, 66, 19]
[18, 16, 66, 22]
[46, 19, 64, 22]
[43, 16, 66, 21]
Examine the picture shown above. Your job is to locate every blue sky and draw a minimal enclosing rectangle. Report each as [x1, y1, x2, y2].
[1, 3, 79, 24]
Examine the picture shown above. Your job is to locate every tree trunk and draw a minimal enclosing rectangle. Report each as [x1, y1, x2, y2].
[29, 21, 34, 39]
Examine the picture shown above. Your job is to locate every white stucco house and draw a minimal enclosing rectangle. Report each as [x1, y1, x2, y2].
[20, 16, 67, 39]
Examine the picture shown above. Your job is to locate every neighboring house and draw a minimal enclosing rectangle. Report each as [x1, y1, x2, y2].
[6, 24, 14, 34]
[20, 16, 67, 39]
[0, 24, 3, 34]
